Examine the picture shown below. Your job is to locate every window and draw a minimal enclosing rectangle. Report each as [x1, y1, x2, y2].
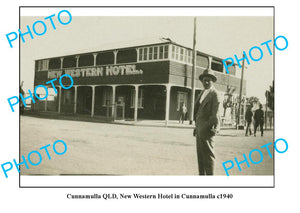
[48, 58, 61, 69]
[188, 50, 193, 64]
[185, 50, 190, 63]
[130, 88, 144, 108]
[184, 49, 187, 62]
[138, 48, 143, 61]
[37, 59, 49, 71]
[175, 46, 179, 60]
[171, 45, 175, 59]
[211, 60, 223, 72]
[180, 48, 184, 61]
[177, 91, 188, 111]
[159, 46, 164, 59]
[103, 88, 112, 106]
[170, 46, 195, 64]
[164, 45, 169, 59]
[196, 55, 209, 68]
[153, 46, 158, 60]
[143, 48, 148, 61]
[96, 51, 114, 65]
[63, 56, 76, 68]
[117, 49, 137, 64]
[149, 47, 153, 60]
[78, 54, 94, 67]
[137, 45, 169, 62]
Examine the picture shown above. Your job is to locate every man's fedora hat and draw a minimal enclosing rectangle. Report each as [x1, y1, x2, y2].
[199, 68, 217, 82]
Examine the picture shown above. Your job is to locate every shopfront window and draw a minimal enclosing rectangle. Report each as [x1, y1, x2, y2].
[103, 88, 112, 106]
[130, 88, 144, 108]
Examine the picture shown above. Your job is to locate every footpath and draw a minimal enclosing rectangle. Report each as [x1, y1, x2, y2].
[22, 111, 233, 129]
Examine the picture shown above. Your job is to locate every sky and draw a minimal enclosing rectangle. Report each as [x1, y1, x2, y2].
[20, 15, 273, 103]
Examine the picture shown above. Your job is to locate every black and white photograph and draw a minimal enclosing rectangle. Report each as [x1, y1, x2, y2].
[18, 7, 275, 187]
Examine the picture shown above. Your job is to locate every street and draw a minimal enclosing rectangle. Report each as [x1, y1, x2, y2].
[20, 116, 274, 176]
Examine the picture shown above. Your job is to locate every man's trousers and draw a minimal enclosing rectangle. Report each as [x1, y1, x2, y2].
[196, 134, 215, 175]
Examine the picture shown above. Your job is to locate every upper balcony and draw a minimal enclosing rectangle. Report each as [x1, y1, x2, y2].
[35, 42, 237, 77]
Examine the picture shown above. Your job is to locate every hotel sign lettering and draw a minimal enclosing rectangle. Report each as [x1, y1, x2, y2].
[47, 64, 143, 79]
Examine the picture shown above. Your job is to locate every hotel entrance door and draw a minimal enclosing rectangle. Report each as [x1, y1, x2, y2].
[115, 96, 125, 120]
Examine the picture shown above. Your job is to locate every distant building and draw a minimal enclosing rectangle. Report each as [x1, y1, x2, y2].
[33, 40, 246, 124]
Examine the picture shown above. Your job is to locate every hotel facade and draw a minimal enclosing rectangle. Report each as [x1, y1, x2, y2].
[33, 40, 246, 125]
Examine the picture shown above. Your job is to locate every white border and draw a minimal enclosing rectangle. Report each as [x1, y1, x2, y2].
[20, 6, 274, 188]
[21, 175, 273, 187]
[20, 7, 273, 16]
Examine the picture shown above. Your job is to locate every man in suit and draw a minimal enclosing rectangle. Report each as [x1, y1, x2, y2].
[254, 104, 264, 137]
[194, 69, 220, 175]
[245, 105, 253, 136]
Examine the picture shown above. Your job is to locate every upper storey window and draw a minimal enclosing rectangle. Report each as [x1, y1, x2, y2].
[63, 56, 76, 68]
[170, 44, 210, 69]
[36, 59, 49, 71]
[48, 58, 61, 69]
[117, 49, 137, 64]
[137, 44, 169, 62]
[96, 51, 114, 65]
[211, 60, 223, 73]
[79, 54, 94, 67]
[170, 45, 193, 64]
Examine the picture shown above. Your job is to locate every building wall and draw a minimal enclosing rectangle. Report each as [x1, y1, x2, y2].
[33, 44, 246, 122]
[169, 61, 246, 95]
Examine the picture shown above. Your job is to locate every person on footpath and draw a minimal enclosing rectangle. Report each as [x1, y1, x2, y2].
[245, 105, 253, 136]
[254, 104, 264, 137]
[194, 69, 220, 175]
[179, 103, 187, 124]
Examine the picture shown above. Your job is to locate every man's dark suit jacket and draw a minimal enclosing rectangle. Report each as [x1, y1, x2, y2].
[254, 109, 264, 123]
[245, 109, 253, 122]
[194, 87, 220, 138]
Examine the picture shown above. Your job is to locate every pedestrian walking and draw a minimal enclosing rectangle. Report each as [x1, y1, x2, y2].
[194, 69, 220, 175]
[254, 104, 264, 136]
[245, 105, 253, 136]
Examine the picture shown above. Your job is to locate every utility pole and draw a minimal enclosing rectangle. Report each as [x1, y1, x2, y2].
[189, 17, 197, 125]
[236, 53, 245, 129]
